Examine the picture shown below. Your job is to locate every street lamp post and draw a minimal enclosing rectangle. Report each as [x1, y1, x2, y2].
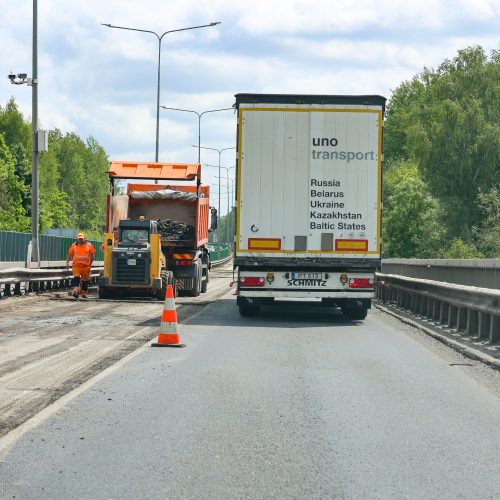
[160, 106, 234, 250]
[101, 21, 220, 162]
[196, 146, 235, 251]
[160, 106, 233, 164]
[205, 164, 236, 243]
[220, 175, 235, 245]
[205, 165, 235, 209]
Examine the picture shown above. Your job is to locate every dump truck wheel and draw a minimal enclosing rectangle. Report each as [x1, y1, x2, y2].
[98, 287, 110, 299]
[201, 256, 209, 293]
[189, 263, 202, 297]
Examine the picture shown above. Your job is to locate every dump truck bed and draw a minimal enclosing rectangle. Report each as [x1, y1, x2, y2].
[106, 184, 209, 249]
[105, 162, 210, 250]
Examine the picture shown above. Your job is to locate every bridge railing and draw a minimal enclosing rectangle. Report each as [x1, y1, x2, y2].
[377, 259, 500, 344]
[381, 258, 500, 290]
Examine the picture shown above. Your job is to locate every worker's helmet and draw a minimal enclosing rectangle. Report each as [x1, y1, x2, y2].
[77, 232, 85, 240]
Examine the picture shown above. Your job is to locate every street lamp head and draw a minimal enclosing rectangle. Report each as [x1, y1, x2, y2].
[8, 73, 16, 82]
[210, 22, 221, 26]
[101, 23, 112, 27]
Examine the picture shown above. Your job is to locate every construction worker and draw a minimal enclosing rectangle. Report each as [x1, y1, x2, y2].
[66, 233, 95, 299]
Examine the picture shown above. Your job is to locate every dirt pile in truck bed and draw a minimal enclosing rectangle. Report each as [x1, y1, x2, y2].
[157, 219, 195, 241]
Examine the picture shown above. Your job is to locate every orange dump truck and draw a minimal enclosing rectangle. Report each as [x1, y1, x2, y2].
[98, 161, 217, 299]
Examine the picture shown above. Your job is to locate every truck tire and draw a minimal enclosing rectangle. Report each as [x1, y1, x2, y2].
[341, 306, 368, 320]
[188, 263, 202, 297]
[98, 287, 110, 299]
[239, 304, 260, 317]
[201, 255, 209, 293]
[158, 270, 175, 300]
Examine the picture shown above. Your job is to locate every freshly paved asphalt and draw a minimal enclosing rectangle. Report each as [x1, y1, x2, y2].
[1, 295, 499, 499]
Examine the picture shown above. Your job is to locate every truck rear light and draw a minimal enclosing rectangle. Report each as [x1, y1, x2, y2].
[348, 278, 374, 288]
[240, 276, 265, 287]
[172, 253, 194, 266]
[175, 260, 193, 267]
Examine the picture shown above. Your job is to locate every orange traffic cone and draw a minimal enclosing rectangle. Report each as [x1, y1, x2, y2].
[151, 285, 185, 348]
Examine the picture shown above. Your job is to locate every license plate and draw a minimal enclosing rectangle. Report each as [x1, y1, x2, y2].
[291, 272, 323, 280]
[127, 259, 136, 266]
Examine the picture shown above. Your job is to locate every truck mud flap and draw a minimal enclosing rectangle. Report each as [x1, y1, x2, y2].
[175, 278, 194, 291]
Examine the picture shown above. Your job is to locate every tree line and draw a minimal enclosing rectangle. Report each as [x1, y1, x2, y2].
[383, 45, 499, 258]
[0, 98, 109, 239]
[1, 45, 498, 256]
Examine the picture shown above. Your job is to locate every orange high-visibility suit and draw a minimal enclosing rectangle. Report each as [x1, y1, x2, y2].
[66, 238, 95, 298]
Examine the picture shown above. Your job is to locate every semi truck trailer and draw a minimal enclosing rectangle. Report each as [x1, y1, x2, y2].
[234, 93, 386, 319]
[98, 161, 216, 299]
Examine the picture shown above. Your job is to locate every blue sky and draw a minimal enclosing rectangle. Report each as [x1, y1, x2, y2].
[1, 0, 499, 213]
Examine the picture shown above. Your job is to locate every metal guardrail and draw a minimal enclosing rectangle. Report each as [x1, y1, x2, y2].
[382, 259, 500, 290]
[0, 266, 103, 296]
[211, 254, 233, 268]
[377, 273, 500, 343]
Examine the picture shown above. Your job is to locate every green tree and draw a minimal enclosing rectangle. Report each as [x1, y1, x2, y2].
[384, 46, 499, 255]
[440, 238, 482, 259]
[383, 159, 445, 258]
[0, 98, 32, 223]
[0, 98, 110, 236]
[218, 208, 236, 245]
[51, 132, 108, 235]
[473, 187, 500, 257]
[384, 76, 427, 162]
[0, 98, 31, 151]
[39, 144, 71, 231]
[0, 133, 30, 231]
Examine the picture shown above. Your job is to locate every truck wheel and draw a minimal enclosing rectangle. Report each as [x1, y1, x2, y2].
[201, 256, 209, 293]
[98, 287, 110, 299]
[239, 304, 260, 317]
[341, 306, 368, 320]
[158, 271, 175, 300]
[188, 263, 202, 297]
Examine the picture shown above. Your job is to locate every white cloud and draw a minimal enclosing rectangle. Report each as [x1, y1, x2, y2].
[0, 0, 498, 164]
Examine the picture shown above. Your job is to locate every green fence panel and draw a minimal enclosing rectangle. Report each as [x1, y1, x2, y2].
[0, 231, 104, 263]
[209, 244, 231, 262]
[93, 239, 104, 261]
[40, 235, 104, 261]
[0, 231, 31, 262]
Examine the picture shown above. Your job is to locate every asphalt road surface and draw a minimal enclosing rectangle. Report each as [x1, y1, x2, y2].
[0, 264, 234, 438]
[1, 292, 499, 498]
